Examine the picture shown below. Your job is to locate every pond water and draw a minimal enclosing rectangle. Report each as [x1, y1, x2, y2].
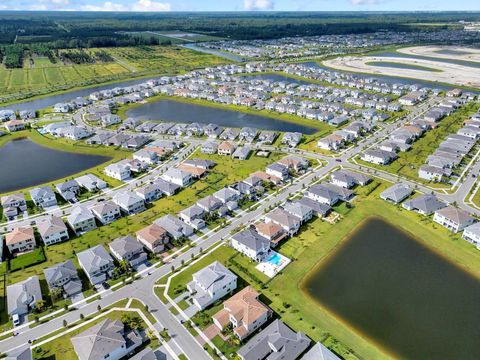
[0, 138, 111, 193]
[435, 49, 474, 56]
[125, 99, 318, 134]
[302, 217, 480, 360]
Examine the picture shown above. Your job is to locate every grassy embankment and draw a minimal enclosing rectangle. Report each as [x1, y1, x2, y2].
[0, 148, 282, 332]
[355, 102, 480, 187]
[0, 46, 230, 106]
[161, 179, 480, 359]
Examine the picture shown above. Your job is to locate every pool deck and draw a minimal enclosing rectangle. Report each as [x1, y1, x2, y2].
[256, 251, 291, 278]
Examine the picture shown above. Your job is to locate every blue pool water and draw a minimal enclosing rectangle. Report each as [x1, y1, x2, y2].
[267, 253, 283, 266]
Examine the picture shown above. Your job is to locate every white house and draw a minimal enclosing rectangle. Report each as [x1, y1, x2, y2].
[104, 163, 131, 181]
[231, 228, 271, 262]
[161, 168, 192, 187]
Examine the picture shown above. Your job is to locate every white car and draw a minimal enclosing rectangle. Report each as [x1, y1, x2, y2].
[12, 314, 20, 326]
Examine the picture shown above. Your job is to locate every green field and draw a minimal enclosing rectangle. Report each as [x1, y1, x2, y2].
[0, 46, 230, 105]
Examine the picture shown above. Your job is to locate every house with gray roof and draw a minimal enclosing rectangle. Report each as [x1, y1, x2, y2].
[322, 183, 355, 202]
[306, 184, 340, 206]
[265, 208, 302, 236]
[266, 163, 289, 180]
[201, 141, 218, 154]
[402, 194, 446, 215]
[187, 261, 237, 310]
[433, 206, 476, 233]
[56, 180, 80, 203]
[297, 196, 331, 217]
[71, 318, 143, 360]
[231, 228, 271, 262]
[418, 165, 451, 182]
[462, 222, 480, 249]
[330, 170, 371, 189]
[77, 245, 115, 285]
[197, 195, 223, 213]
[213, 187, 241, 204]
[183, 158, 215, 170]
[1, 193, 27, 219]
[232, 146, 251, 161]
[161, 168, 192, 187]
[112, 191, 146, 215]
[44, 260, 82, 298]
[154, 214, 193, 240]
[90, 200, 121, 225]
[361, 149, 397, 165]
[75, 174, 107, 192]
[29, 186, 57, 209]
[301, 342, 340, 360]
[283, 201, 314, 224]
[153, 179, 180, 196]
[5, 344, 32, 360]
[109, 235, 147, 267]
[179, 205, 205, 226]
[237, 319, 310, 360]
[380, 183, 412, 204]
[135, 183, 162, 203]
[67, 205, 97, 235]
[37, 215, 69, 246]
[7, 276, 42, 316]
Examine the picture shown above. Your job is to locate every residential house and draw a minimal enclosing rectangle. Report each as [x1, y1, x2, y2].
[135, 183, 162, 203]
[75, 174, 107, 192]
[301, 342, 341, 360]
[231, 228, 271, 262]
[179, 205, 205, 229]
[277, 155, 309, 173]
[67, 206, 97, 234]
[266, 163, 289, 180]
[306, 184, 340, 206]
[77, 245, 115, 285]
[5, 345, 32, 360]
[71, 319, 143, 360]
[154, 214, 193, 240]
[5, 227, 35, 255]
[201, 141, 218, 154]
[361, 149, 397, 165]
[29, 187, 57, 209]
[264, 208, 302, 236]
[402, 195, 446, 215]
[105, 163, 131, 181]
[330, 170, 371, 189]
[433, 206, 476, 233]
[187, 261, 237, 310]
[317, 134, 344, 151]
[133, 149, 159, 165]
[4, 120, 25, 132]
[90, 200, 121, 225]
[7, 276, 42, 316]
[462, 222, 480, 249]
[380, 183, 412, 204]
[1, 193, 27, 219]
[197, 195, 223, 213]
[218, 141, 237, 156]
[112, 191, 146, 215]
[297, 196, 331, 217]
[56, 180, 80, 203]
[37, 215, 69, 246]
[44, 260, 82, 298]
[161, 168, 192, 187]
[282, 132, 302, 147]
[109, 235, 147, 267]
[418, 165, 451, 182]
[283, 201, 314, 224]
[256, 222, 287, 247]
[232, 146, 251, 160]
[136, 223, 170, 253]
[213, 286, 272, 340]
[153, 179, 180, 197]
[237, 319, 310, 360]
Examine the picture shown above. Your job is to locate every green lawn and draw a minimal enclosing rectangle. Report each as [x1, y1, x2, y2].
[9, 247, 46, 272]
[356, 102, 480, 184]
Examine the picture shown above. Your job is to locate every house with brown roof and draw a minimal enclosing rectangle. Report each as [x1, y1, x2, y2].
[256, 222, 288, 247]
[213, 286, 272, 340]
[4, 120, 25, 132]
[5, 227, 35, 255]
[277, 155, 309, 173]
[37, 215, 69, 246]
[218, 141, 237, 156]
[136, 223, 169, 253]
[178, 164, 207, 178]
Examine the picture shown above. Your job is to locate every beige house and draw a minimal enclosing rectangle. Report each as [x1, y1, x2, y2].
[5, 227, 36, 255]
[213, 286, 272, 340]
[136, 223, 169, 253]
[218, 141, 237, 156]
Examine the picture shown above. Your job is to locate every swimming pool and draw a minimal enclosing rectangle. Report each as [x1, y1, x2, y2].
[266, 253, 283, 266]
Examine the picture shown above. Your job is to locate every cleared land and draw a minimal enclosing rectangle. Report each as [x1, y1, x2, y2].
[324, 56, 480, 88]
[398, 46, 480, 63]
[0, 46, 230, 104]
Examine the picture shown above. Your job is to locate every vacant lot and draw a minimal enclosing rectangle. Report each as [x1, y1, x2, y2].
[0, 46, 230, 104]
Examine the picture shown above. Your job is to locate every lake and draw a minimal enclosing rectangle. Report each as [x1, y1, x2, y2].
[125, 99, 318, 134]
[0, 138, 111, 193]
[302, 217, 480, 360]
[375, 51, 480, 69]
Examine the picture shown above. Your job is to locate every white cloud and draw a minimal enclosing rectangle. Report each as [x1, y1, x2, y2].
[244, 0, 274, 11]
[350, 0, 381, 5]
[81, 0, 170, 11]
[132, 0, 171, 11]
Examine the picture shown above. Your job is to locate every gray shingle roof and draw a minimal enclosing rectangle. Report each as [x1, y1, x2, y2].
[231, 228, 270, 252]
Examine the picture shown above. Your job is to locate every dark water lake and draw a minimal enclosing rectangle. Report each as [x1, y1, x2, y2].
[435, 49, 474, 56]
[366, 61, 440, 72]
[125, 99, 317, 134]
[0, 138, 110, 193]
[303, 217, 480, 360]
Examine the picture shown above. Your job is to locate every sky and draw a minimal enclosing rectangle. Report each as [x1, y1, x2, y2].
[0, 0, 478, 12]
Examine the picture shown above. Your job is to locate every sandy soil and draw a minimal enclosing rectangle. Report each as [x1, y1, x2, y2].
[323, 56, 480, 89]
[398, 46, 480, 63]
